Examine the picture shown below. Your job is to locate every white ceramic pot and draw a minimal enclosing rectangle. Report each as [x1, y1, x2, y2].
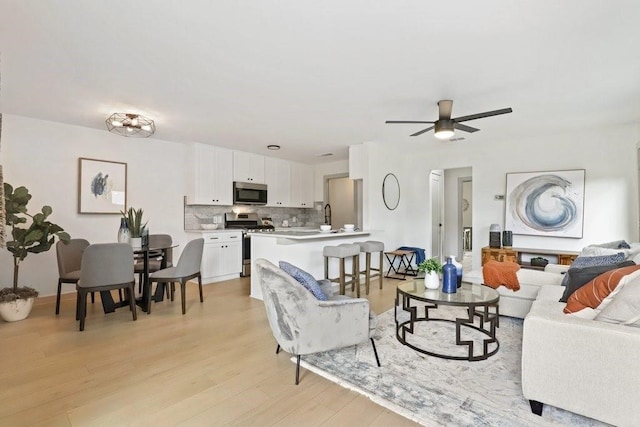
[0, 297, 35, 322]
[129, 237, 142, 249]
[424, 271, 440, 290]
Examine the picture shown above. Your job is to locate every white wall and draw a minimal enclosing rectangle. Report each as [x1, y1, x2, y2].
[361, 123, 640, 270]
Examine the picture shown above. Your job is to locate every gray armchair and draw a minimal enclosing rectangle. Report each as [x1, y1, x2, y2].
[254, 258, 380, 384]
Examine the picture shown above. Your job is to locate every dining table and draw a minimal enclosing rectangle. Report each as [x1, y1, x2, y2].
[100, 242, 177, 314]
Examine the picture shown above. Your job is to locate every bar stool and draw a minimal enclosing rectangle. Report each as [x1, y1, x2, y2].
[356, 241, 385, 294]
[323, 243, 360, 296]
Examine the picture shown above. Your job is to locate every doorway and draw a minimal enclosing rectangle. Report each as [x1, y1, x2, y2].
[324, 174, 359, 229]
[433, 167, 473, 268]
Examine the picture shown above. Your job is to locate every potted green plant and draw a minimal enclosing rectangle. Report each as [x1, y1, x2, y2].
[418, 257, 442, 290]
[1, 183, 70, 322]
[121, 207, 146, 249]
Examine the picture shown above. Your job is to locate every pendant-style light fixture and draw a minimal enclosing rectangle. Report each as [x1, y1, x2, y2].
[106, 113, 155, 138]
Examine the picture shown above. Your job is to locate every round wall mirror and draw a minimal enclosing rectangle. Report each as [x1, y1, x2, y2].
[382, 173, 400, 210]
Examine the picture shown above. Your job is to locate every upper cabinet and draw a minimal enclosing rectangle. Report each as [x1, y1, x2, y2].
[233, 151, 265, 183]
[265, 157, 291, 207]
[187, 144, 233, 205]
[290, 162, 315, 208]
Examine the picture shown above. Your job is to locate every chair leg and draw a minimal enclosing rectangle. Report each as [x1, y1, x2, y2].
[276, 344, 281, 354]
[339, 259, 346, 295]
[78, 291, 87, 331]
[379, 251, 384, 289]
[198, 274, 203, 303]
[371, 338, 381, 367]
[295, 355, 301, 385]
[75, 289, 81, 321]
[354, 254, 360, 298]
[56, 279, 63, 315]
[91, 291, 95, 304]
[128, 285, 137, 321]
[180, 280, 187, 315]
[365, 253, 371, 295]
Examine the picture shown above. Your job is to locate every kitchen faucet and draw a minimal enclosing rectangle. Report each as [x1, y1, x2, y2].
[324, 203, 331, 225]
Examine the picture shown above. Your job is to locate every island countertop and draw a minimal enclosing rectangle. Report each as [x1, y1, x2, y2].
[250, 230, 376, 300]
[250, 230, 369, 243]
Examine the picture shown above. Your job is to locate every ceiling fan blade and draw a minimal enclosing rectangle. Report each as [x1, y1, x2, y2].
[453, 107, 513, 123]
[386, 120, 435, 124]
[453, 122, 479, 133]
[410, 126, 435, 137]
[438, 100, 453, 120]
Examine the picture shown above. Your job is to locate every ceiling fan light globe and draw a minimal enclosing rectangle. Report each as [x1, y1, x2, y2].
[434, 129, 454, 139]
[434, 119, 455, 139]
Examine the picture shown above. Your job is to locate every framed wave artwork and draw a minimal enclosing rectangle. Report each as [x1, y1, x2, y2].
[504, 169, 585, 238]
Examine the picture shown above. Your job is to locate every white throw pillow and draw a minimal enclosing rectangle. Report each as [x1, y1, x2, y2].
[595, 275, 640, 327]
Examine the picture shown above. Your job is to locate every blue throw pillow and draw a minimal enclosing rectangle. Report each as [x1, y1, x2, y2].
[279, 261, 328, 301]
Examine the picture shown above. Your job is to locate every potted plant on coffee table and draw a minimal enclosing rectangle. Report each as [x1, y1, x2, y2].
[0, 183, 70, 322]
[418, 257, 442, 290]
[121, 207, 147, 249]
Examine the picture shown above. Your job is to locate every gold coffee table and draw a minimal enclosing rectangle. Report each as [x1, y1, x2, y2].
[395, 280, 500, 361]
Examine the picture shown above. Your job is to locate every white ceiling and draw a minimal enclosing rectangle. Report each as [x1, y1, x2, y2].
[1, 1, 639, 164]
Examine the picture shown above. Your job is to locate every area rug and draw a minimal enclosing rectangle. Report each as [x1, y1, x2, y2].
[296, 306, 608, 427]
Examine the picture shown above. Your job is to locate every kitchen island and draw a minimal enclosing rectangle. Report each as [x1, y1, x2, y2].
[250, 230, 371, 300]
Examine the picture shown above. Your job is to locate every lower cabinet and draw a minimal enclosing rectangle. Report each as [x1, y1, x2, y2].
[200, 232, 242, 282]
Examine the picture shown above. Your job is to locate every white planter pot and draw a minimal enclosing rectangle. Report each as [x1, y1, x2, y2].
[129, 237, 142, 250]
[424, 271, 440, 290]
[0, 297, 35, 322]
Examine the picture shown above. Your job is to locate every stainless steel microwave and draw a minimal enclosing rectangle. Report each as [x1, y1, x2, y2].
[233, 182, 268, 205]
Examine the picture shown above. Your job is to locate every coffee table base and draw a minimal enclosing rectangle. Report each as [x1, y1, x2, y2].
[396, 300, 500, 361]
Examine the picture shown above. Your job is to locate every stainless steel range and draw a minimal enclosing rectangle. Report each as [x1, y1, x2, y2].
[225, 212, 275, 276]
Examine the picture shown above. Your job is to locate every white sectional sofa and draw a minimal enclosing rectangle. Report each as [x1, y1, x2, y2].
[521, 285, 640, 426]
[463, 264, 568, 318]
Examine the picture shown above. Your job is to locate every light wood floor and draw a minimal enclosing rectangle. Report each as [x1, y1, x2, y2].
[0, 275, 419, 426]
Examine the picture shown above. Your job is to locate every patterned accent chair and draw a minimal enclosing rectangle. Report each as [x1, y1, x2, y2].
[254, 258, 380, 384]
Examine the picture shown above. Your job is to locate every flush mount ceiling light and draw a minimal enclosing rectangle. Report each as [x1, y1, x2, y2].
[267, 144, 281, 150]
[106, 113, 155, 138]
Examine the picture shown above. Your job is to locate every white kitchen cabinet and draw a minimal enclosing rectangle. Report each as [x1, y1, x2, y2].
[290, 162, 315, 208]
[187, 144, 233, 205]
[265, 157, 291, 207]
[233, 151, 265, 183]
[200, 231, 242, 282]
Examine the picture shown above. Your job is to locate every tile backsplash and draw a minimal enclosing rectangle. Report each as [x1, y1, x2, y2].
[184, 200, 325, 230]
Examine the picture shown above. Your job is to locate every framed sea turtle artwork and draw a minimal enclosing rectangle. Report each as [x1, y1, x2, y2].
[78, 158, 127, 214]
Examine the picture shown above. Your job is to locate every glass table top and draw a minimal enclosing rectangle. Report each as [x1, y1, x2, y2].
[397, 280, 500, 305]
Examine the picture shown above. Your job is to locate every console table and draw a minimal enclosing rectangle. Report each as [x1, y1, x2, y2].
[481, 246, 579, 270]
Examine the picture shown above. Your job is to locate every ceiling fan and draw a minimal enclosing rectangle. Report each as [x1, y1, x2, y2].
[386, 100, 513, 139]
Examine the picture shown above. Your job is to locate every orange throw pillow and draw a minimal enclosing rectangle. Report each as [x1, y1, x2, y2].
[564, 264, 640, 314]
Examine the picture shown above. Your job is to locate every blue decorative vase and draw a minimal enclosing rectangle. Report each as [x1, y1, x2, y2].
[450, 255, 463, 288]
[442, 258, 457, 293]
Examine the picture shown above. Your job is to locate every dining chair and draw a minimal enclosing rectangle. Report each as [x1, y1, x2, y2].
[134, 234, 173, 293]
[148, 238, 204, 315]
[76, 243, 137, 331]
[56, 238, 90, 315]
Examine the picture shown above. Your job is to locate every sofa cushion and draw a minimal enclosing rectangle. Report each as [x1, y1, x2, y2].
[594, 275, 640, 327]
[279, 261, 328, 301]
[559, 260, 635, 303]
[564, 265, 640, 315]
